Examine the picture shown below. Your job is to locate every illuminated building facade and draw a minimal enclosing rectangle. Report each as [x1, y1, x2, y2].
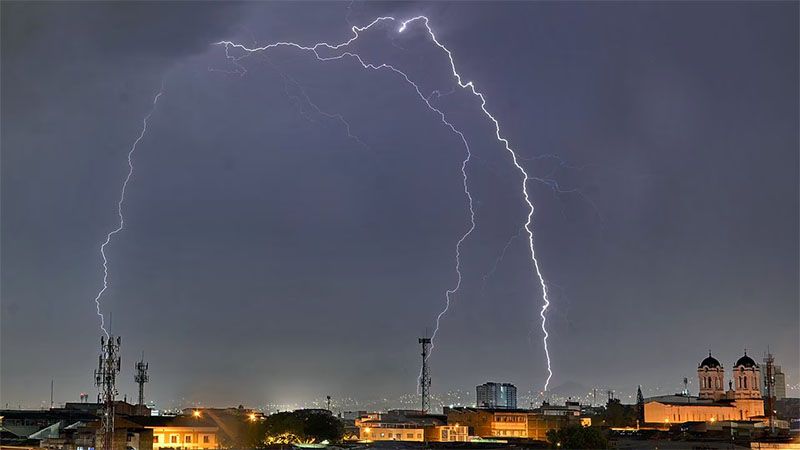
[444, 407, 575, 440]
[135, 416, 220, 450]
[644, 352, 765, 424]
[698, 353, 726, 400]
[355, 410, 467, 442]
[359, 424, 425, 442]
[423, 425, 469, 442]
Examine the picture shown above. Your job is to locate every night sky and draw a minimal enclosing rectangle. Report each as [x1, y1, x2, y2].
[2, 2, 798, 410]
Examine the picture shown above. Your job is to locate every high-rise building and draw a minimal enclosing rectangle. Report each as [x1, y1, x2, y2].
[476, 382, 517, 409]
[774, 369, 786, 400]
[760, 363, 787, 400]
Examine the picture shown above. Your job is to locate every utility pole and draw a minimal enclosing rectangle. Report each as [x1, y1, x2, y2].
[95, 335, 121, 450]
[419, 337, 432, 414]
[134, 354, 149, 406]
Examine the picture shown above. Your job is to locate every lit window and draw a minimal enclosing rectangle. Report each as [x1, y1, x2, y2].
[185, 435, 192, 443]
[153, 436, 160, 443]
[171, 436, 178, 444]
[203, 436, 210, 444]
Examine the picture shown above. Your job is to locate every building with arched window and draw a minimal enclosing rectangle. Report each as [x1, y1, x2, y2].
[644, 351, 765, 425]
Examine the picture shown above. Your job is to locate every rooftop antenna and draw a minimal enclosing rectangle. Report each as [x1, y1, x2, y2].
[134, 352, 149, 406]
[95, 334, 121, 450]
[419, 336, 432, 413]
[50, 380, 54, 409]
[763, 349, 776, 434]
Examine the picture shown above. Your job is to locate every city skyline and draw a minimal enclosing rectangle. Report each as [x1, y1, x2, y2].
[2, 2, 798, 409]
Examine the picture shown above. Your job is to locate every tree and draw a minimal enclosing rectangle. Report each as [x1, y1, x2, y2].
[264, 411, 344, 444]
[601, 398, 637, 428]
[240, 419, 268, 448]
[546, 425, 608, 449]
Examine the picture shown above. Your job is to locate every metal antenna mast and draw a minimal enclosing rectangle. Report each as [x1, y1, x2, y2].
[134, 353, 149, 406]
[95, 335, 121, 450]
[419, 337, 432, 413]
[764, 351, 776, 434]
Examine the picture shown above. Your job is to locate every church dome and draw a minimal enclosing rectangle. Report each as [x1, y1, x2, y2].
[735, 353, 757, 368]
[699, 352, 721, 368]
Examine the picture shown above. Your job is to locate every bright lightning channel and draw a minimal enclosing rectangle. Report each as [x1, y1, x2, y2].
[93, 84, 165, 338]
[219, 15, 552, 390]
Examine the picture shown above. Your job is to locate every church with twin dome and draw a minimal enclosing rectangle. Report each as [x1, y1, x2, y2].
[644, 351, 765, 424]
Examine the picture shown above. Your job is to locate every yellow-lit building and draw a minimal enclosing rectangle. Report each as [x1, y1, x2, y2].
[424, 424, 469, 442]
[355, 411, 468, 442]
[150, 425, 218, 450]
[444, 408, 527, 438]
[360, 424, 425, 442]
[444, 407, 576, 441]
[135, 416, 220, 450]
[644, 352, 765, 425]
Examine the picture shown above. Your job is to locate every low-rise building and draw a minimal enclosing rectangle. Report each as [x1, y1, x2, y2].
[444, 406, 576, 441]
[132, 415, 220, 450]
[355, 410, 467, 442]
[537, 401, 581, 417]
[645, 395, 746, 424]
[424, 424, 469, 442]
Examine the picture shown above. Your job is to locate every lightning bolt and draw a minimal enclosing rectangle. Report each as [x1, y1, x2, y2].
[216, 17, 476, 355]
[219, 14, 554, 390]
[481, 226, 526, 296]
[92, 83, 165, 338]
[401, 15, 555, 390]
[270, 60, 370, 151]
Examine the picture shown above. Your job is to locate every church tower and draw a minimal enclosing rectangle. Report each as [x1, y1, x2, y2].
[697, 352, 725, 400]
[733, 351, 761, 399]
[731, 351, 764, 420]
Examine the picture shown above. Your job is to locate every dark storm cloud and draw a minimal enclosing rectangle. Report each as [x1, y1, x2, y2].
[2, 1, 797, 409]
[3, 2, 244, 61]
[2, 2, 244, 121]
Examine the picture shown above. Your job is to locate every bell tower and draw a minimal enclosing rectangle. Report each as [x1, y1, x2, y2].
[697, 351, 725, 400]
[733, 351, 761, 399]
[732, 350, 764, 420]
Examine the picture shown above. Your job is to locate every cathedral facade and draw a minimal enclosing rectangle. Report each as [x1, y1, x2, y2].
[644, 352, 765, 424]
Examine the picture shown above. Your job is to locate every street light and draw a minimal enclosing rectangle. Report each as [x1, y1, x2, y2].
[193, 410, 201, 418]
